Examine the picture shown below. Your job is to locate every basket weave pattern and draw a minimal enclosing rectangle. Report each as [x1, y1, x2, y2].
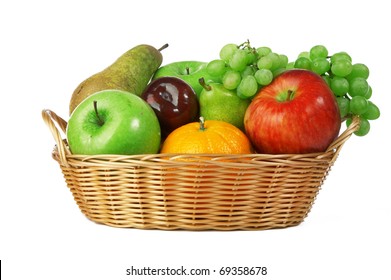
[42, 109, 359, 230]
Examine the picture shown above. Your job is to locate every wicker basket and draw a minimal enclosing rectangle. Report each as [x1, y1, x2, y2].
[42, 109, 359, 230]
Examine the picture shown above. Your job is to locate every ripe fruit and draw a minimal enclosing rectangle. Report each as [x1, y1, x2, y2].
[69, 44, 168, 114]
[141, 77, 199, 138]
[161, 117, 252, 154]
[205, 40, 290, 99]
[198, 78, 250, 131]
[198, 41, 379, 136]
[67, 90, 161, 155]
[152, 61, 215, 97]
[292, 45, 379, 136]
[244, 69, 341, 154]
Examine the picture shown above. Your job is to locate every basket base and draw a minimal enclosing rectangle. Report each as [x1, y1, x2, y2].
[55, 145, 331, 231]
[80, 213, 307, 231]
[70, 187, 316, 231]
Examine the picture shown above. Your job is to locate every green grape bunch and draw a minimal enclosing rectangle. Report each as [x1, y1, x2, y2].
[206, 40, 290, 99]
[205, 41, 379, 137]
[292, 44, 380, 136]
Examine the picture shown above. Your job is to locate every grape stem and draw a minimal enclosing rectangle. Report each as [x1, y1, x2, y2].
[239, 39, 251, 49]
[341, 113, 355, 122]
[343, 94, 351, 100]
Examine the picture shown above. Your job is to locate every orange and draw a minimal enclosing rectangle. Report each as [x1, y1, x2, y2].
[160, 117, 253, 217]
[160, 117, 253, 154]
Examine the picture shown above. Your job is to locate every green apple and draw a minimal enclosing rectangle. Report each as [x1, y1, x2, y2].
[66, 89, 161, 155]
[199, 79, 251, 131]
[152, 61, 216, 98]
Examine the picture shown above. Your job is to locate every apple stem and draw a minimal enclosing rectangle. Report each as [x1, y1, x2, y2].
[158, 43, 169, 52]
[199, 116, 206, 131]
[287, 90, 295, 101]
[185, 67, 190, 75]
[93, 100, 104, 126]
[198, 77, 212, 91]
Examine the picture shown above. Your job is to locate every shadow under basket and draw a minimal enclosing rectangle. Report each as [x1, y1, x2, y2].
[42, 109, 359, 231]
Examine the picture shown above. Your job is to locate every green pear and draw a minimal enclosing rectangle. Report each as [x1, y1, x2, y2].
[69, 44, 168, 114]
[199, 78, 251, 131]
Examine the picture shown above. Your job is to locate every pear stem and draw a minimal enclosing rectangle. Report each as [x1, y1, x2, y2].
[199, 77, 212, 91]
[93, 100, 104, 126]
[199, 116, 206, 131]
[158, 43, 169, 52]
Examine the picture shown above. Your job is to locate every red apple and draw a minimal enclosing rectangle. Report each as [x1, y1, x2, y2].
[244, 69, 341, 154]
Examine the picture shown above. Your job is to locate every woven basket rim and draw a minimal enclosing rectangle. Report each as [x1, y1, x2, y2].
[42, 109, 360, 167]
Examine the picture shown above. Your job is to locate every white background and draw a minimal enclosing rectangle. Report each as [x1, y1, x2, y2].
[1, 0, 390, 279]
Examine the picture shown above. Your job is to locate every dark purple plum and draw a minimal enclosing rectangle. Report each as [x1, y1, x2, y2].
[141, 77, 199, 137]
